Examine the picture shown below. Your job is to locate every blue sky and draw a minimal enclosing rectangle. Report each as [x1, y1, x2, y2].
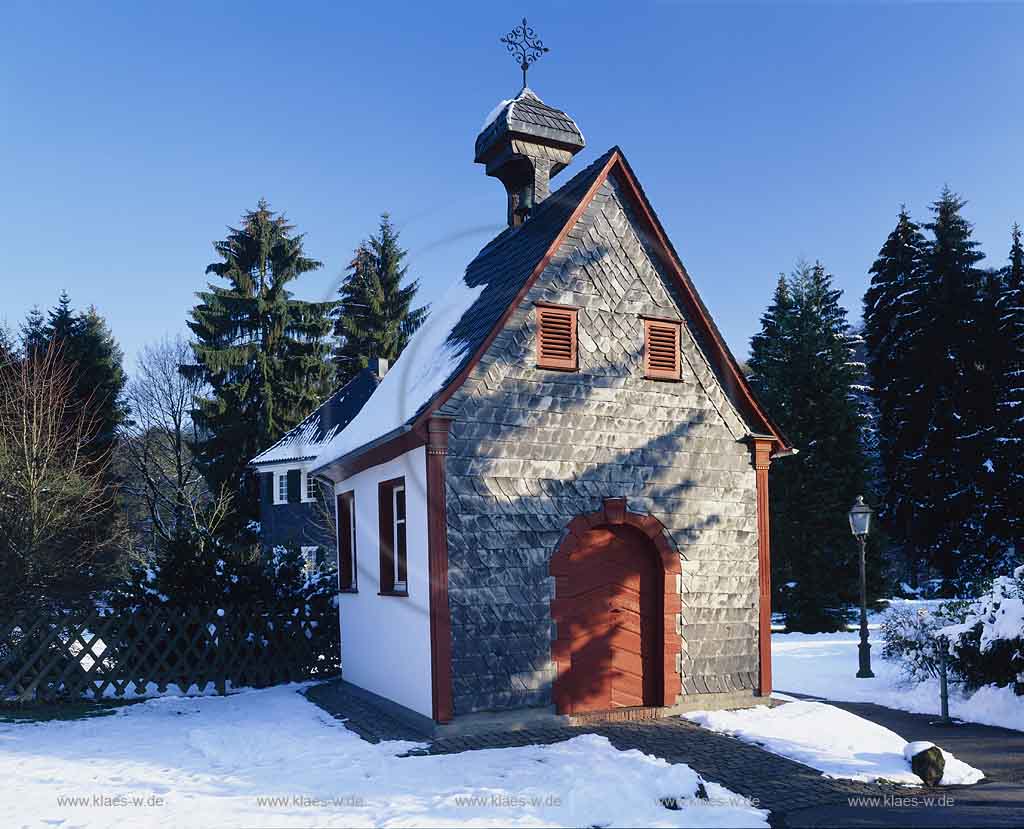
[2, 2, 1022, 370]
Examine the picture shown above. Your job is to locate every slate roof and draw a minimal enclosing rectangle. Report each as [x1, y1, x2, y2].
[474, 88, 585, 163]
[250, 367, 381, 465]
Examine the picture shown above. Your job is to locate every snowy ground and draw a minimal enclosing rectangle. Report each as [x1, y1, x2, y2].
[772, 601, 1024, 732]
[0, 684, 767, 829]
[685, 700, 983, 786]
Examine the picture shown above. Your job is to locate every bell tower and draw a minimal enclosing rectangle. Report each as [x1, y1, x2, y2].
[474, 20, 585, 227]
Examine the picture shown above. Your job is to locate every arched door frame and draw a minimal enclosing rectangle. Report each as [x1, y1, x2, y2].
[549, 498, 682, 714]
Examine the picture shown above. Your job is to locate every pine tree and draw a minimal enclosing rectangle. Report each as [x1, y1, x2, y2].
[749, 263, 869, 631]
[863, 208, 930, 584]
[333, 214, 428, 385]
[20, 306, 47, 356]
[19, 293, 127, 464]
[184, 200, 336, 534]
[918, 189, 988, 589]
[995, 224, 1024, 556]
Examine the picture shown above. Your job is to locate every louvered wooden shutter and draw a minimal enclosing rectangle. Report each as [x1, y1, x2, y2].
[536, 305, 578, 371]
[644, 319, 681, 380]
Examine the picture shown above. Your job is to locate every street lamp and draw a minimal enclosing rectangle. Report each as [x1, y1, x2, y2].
[849, 496, 874, 678]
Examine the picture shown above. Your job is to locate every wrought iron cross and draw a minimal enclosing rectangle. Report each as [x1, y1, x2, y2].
[500, 18, 549, 88]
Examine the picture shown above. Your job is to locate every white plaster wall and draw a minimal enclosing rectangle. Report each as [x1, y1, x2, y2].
[334, 445, 433, 718]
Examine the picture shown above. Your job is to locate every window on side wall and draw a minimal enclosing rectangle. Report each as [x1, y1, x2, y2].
[378, 477, 407, 595]
[275, 471, 289, 505]
[304, 472, 318, 502]
[337, 491, 356, 591]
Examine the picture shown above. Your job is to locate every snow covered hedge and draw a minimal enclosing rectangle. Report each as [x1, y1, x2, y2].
[881, 566, 1024, 693]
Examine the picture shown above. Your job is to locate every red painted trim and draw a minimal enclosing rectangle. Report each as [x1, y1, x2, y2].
[327, 429, 425, 482]
[549, 499, 682, 714]
[752, 438, 773, 697]
[412, 149, 790, 454]
[425, 416, 454, 723]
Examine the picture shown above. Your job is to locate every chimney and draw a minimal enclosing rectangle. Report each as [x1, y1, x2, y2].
[368, 357, 389, 377]
[474, 88, 584, 227]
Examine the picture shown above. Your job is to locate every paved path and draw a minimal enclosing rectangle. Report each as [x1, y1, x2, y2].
[311, 680, 1007, 827]
[778, 691, 1024, 827]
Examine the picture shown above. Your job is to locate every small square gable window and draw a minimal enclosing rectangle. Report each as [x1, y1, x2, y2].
[644, 318, 681, 381]
[536, 303, 578, 371]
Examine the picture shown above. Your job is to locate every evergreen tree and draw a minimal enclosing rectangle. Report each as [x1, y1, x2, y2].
[995, 224, 1024, 556]
[863, 208, 930, 584]
[333, 214, 428, 385]
[0, 324, 14, 363]
[20, 306, 47, 356]
[18, 293, 126, 465]
[749, 263, 869, 631]
[917, 189, 988, 588]
[184, 199, 336, 534]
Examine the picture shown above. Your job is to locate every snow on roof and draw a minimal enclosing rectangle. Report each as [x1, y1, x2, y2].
[481, 96, 515, 131]
[251, 369, 381, 466]
[312, 278, 485, 472]
[252, 412, 331, 465]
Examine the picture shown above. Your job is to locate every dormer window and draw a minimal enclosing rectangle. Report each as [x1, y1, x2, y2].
[536, 303, 578, 371]
[644, 318, 681, 381]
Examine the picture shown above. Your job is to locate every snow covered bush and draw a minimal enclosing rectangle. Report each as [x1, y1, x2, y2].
[880, 601, 970, 683]
[881, 567, 1024, 694]
[941, 566, 1024, 692]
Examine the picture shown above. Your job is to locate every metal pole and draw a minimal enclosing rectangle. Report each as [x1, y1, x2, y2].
[857, 535, 874, 678]
[937, 636, 951, 724]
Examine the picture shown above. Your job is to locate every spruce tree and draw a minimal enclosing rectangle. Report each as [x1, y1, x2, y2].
[19, 293, 127, 464]
[749, 263, 868, 631]
[333, 214, 428, 385]
[184, 199, 336, 534]
[863, 208, 930, 584]
[20, 306, 47, 356]
[918, 189, 988, 589]
[995, 224, 1024, 556]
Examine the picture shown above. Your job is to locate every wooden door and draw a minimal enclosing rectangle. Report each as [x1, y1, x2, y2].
[557, 524, 662, 713]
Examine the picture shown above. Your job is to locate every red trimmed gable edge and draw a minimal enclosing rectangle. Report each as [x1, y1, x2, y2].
[329, 147, 792, 483]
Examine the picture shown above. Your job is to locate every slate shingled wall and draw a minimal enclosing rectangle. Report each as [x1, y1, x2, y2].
[439, 175, 761, 715]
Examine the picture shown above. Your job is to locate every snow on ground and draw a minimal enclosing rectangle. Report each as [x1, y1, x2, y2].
[0, 684, 767, 828]
[772, 605, 1024, 732]
[685, 701, 983, 786]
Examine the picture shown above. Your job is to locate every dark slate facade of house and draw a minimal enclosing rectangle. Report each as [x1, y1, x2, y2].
[250, 364, 383, 563]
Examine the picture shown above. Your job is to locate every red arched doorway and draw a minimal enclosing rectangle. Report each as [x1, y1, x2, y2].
[550, 499, 682, 715]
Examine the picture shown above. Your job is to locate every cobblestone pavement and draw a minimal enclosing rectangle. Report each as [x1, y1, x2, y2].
[309, 680, 1009, 827]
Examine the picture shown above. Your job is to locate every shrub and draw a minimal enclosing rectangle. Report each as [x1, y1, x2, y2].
[941, 566, 1024, 692]
[880, 601, 970, 683]
[880, 566, 1024, 692]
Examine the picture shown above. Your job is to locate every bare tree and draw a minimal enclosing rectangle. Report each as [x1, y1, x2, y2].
[0, 342, 114, 605]
[120, 335, 215, 549]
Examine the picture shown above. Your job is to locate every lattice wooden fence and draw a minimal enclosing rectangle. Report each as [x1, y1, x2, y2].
[0, 599, 340, 703]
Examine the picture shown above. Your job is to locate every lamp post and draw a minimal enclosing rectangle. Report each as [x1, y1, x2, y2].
[848, 496, 874, 678]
